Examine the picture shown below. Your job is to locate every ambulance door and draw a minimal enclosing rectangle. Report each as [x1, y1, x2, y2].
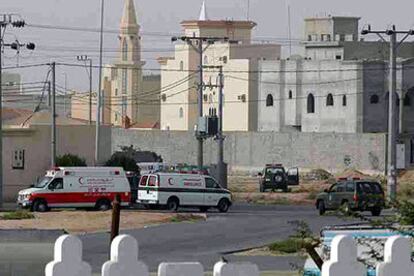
[46, 178, 65, 206]
[204, 177, 221, 206]
[146, 175, 159, 202]
[137, 175, 149, 202]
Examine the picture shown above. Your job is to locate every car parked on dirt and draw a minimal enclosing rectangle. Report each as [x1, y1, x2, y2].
[315, 178, 385, 216]
[258, 164, 299, 192]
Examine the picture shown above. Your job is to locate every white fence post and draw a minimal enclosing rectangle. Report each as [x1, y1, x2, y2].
[158, 262, 204, 276]
[102, 234, 149, 276]
[45, 235, 92, 276]
[321, 235, 366, 276]
[376, 236, 414, 276]
[213, 261, 259, 276]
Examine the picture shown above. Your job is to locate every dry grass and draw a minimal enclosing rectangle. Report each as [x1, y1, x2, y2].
[0, 210, 206, 234]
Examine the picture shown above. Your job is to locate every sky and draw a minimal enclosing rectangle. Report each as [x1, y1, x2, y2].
[2, 0, 414, 93]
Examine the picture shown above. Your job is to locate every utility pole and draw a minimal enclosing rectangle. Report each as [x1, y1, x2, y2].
[51, 62, 57, 167]
[47, 81, 51, 107]
[0, 15, 34, 207]
[171, 36, 228, 170]
[62, 72, 67, 117]
[203, 65, 226, 188]
[77, 55, 93, 125]
[361, 25, 414, 202]
[96, 0, 105, 166]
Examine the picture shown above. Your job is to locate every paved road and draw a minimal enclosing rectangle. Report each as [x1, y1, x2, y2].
[80, 204, 357, 272]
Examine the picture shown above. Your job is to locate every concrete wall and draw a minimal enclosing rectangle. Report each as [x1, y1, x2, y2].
[3, 125, 111, 201]
[112, 128, 388, 174]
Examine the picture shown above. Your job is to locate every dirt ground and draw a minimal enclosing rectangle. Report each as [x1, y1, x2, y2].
[0, 211, 205, 234]
[228, 168, 414, 205]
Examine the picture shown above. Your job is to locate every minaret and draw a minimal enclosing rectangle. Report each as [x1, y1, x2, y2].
[198, 1, 208, 21]
[115, 0, 142, 126]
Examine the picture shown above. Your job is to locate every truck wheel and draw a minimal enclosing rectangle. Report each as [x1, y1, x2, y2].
[32, 199, 49, 212]
[166, 197, 179, 211]
[341, 201, 351, 215]
[95, 199, 111, 211]
[318, 200, 326, 216]
[217, 199, 230, 213]
[371, 207, 382, 217]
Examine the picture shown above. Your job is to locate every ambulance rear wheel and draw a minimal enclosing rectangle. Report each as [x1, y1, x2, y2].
[32, 199, 49, 212]
[166, 197, 179, 211]
[95, 199, 111, 211]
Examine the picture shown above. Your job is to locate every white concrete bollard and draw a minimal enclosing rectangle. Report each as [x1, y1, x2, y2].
[321, 235, 366, 276]
[376, 236, 414, 276]
[213, 261, 260, 276]
[158, 262, 204, 276]
[45, 235, 92, 276]
[102, 234, 149, 276]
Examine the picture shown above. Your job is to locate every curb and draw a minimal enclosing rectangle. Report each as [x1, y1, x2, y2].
[0, 229, 67, 243]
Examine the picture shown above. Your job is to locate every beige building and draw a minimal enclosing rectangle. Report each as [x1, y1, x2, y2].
[71, 0, 160, 128]
[159, 2, 281, 131]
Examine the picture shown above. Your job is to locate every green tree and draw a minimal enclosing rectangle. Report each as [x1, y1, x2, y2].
[105, 153, 139, 172]
[56, 154, 87, 167]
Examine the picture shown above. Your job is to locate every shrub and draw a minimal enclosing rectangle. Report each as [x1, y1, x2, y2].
[56, 154, 87, 167]
[268, 238, 304, 254]
[397, 201, 414, 225]
[105, 154, 139, 173]
[1, 210, 35, 220]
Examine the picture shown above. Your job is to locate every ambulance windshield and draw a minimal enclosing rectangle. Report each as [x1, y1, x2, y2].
[34, 176, 52, 188]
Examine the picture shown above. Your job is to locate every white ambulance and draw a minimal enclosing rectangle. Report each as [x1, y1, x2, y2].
[137, 172, 232, 212]
[17, 167, 131, 212]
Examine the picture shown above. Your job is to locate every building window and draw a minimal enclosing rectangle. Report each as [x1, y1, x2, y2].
[404, 94, 411, 106]
[342, 95, 347, 106]
[307, 94, 315, 113]
[204, 55, 208, 64]
[179, 107, 184, 118]
[266, 94, 274, 107]
[115, 88, 118, 96]
[288, 90, 293, 99]
[115, 113, 119, 122]
[121, 96, 127, 116]
[336, 55, 342, 60]
[122, 69, 128, 94]
[370, 94, 379, 104]
[326, 93, 334, 106]
[222, 56, 228, 64]
[209, 94, 213, 104]
[122, 39, 128, 61]
[180, 61, 184, 71]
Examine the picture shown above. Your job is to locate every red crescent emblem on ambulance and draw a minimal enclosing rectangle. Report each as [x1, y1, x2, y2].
[78, 177, 84, 185]
[168, 178, 174, 185]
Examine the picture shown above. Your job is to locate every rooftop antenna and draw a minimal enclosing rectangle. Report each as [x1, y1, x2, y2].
[287, 0, 292, 57]
[247, 0, 250, 20]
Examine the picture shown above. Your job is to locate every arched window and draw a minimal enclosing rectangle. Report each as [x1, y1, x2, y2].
[307, 94, 315, 113]
[342, 95, 347, 106]
[266, 94, 274, 107]
[370, 94, 379, 104]
[122, 39, 128, 61]
[179, 107, 184, 118]
[404, 94, 411, 106]
[288, 90, 293, 99]
[326, 93, 334, 106]
[204, 55, 208, 64]
[179, 61, 184, 71]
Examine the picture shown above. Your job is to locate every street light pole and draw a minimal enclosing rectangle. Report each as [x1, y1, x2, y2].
[361, 25, 414, 202]
[96, 0, 105, 166]
[0, 15, 34, 207]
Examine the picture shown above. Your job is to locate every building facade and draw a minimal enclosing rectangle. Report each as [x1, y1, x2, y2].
[258, 16, 414, 134]
[159, 2, 281, 131]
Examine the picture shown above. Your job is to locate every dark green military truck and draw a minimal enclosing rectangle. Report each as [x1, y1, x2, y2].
[258, 164, 299, 192]
[315, 178, 385, 216]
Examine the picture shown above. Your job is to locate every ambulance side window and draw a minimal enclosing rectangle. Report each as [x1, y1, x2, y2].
[139, 175, 148, 186]
[48, 178, 63, 190]
[205, 178, 217, 189]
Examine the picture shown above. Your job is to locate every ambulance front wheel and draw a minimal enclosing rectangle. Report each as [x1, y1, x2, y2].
[166, 197, 179, 211]
[217, 199, 230, 213]
[32, 199, 49, 212]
